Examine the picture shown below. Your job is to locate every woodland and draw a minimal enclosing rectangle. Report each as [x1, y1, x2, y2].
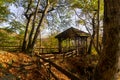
[0, 0, 120, 80]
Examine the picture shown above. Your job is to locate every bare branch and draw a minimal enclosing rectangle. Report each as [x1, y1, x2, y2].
[74, 9, 100, 54]
[24, 0, 33, 19]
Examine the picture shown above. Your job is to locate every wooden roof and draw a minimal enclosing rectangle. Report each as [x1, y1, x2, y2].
[55, 27, 89, 40]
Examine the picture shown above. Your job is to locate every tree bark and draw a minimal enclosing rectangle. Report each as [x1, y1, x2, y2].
[27, 0, 41, 51]
[27, 0, 50, 52]
[88, 13, 96, 54]
[22, 16, 32, 52]
[96, 0, 100, 51]
[94, 0, 120, 80]
[22, 0, 33, 52]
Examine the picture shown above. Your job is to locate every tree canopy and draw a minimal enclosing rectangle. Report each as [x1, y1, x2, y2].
[0, 0, 15, 22]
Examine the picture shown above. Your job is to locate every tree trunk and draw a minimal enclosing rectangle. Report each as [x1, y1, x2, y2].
[27, 0, 41, 51]
[27, 0, 50, 52]
[94, 0, 120, 80]
[22, 0, 33, 52]
[88, 14, 96, 54]
[96, 0, 100, 51]
[22, 16, 31, 52]
[31, 1, 50, 50]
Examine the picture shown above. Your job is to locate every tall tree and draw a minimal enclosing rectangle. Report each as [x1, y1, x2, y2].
[96, 0, 100, 51]
[94, 0, 120, 80]
[87, 12, 97, 54]
[21, 0, 58, 53]
[70, 0, 103, 54]
[21, 0, 33, 52]
[21, 0, 74, 53]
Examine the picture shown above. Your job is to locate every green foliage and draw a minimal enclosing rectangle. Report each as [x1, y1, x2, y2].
[70, 0, 104, 18]
[49, 0, 58, 6]
[72, 0, 101, 11]
[0, 28, 19, 39]
[0, 28, 22, 51]
[42, 35, 58, 48]
[8, 20, 25, 34]
[70, 0, 97, 11]
[0, 0, 15, 22]
[0, 28, 13, 40]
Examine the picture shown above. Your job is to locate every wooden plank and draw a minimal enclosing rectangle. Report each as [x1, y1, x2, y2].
[36, 55, 80, 80]
[49, 70, 59, 80]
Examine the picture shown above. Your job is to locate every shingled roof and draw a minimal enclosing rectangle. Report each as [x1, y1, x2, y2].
[55, 27, 89, 40]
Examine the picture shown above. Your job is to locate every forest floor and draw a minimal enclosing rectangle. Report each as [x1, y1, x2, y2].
[0, 51, 55, 79]
[54, 54, 98, 80]
[0, 50, 119, 80]
[0, 50, 71, 80]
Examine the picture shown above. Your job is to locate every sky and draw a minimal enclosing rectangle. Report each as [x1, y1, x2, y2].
[0, 4, 24, 27]
[0, 3, 88, 38]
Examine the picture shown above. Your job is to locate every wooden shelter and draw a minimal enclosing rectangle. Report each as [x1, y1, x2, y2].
[55, 27, 89, 54]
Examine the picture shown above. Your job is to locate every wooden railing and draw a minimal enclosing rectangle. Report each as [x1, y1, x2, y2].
[34, 48, 59, 54]
[0, 39, 22, 51]
[0, 46, 22, 51]
[36, 54, 80, 80]
[34, 46, 80, 54]
[0, 39, 86, 54]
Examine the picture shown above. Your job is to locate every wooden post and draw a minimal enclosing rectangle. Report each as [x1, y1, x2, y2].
[58, 38, 62, 53]
[86, 37, 88, 54]
[42, 48, 43, 53]
[48, 58, 51, 79]
[75, 37, 78, 55]
[69, 38, 70, 50]
[78, 37, 80, 54]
